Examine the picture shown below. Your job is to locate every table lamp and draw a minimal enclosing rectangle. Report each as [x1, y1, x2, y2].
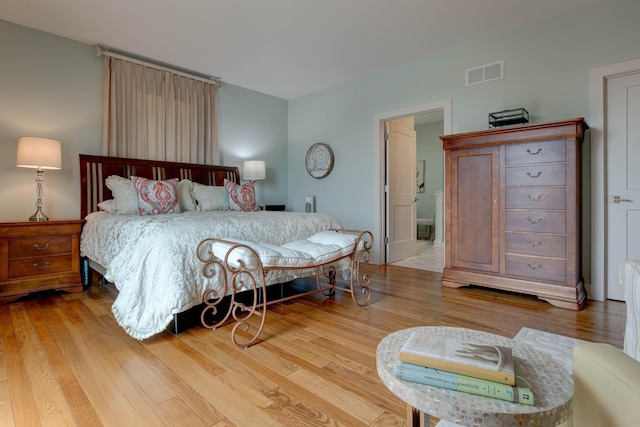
[243, 160, 266, 209]
[243, 160, 266, 182]
[16, 136, 62, 221]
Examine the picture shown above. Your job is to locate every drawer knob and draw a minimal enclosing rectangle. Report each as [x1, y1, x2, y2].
[527, 263, 543, 270]
[527, 240, 543, 247]
[527, 217, 543, 224]
[526, 148, 542, 155]
[528, 192, 544, 201]
[527, 171, 542, 178]
[34, 242, 50, 251]
[33, 261, 50, 270]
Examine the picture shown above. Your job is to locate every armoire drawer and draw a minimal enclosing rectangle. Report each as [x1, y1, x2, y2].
[505, 164, 566, 187]
[505, 232, 566, 258]
[506, 255, 566, 283]
[505, 188, 566, 210]
[8, 235, 72, 258]
[505, 211, 566, 234]
[505, 139, 566, 165]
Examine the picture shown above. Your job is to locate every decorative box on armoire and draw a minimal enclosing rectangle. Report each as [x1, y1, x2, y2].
[440, 118, 588, 310]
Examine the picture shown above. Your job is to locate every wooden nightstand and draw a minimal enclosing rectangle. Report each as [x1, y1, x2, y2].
[0, 219, 84, 303]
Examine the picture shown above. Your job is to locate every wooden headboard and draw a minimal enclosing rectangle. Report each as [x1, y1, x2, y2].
[79, 154, 241, 218]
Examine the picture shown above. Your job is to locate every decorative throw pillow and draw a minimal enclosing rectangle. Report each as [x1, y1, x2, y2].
[177, 179, 198, 212]
[191, 182, 228, 211]
[224, 179, 256, 212]
[131, 176, 181, 215]
[105, 175, 138, 215]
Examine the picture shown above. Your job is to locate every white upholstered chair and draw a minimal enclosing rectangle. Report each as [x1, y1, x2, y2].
[563, 260, 640, 427]
[437, 261, 640, 427]
[620, 260, 640, 360]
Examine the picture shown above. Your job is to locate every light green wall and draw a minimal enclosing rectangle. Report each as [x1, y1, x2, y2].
[217, 84, 288, 207]
[0, 20, 288, 221]
[288, 0, 640, 261]
[416, 121, 444, 220]
[0, 21, 102, 221]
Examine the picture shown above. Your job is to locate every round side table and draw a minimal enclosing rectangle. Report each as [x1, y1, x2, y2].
[377, 326, 573, 427]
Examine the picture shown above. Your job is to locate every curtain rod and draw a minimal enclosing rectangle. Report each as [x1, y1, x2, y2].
[95, 45, 223, 87]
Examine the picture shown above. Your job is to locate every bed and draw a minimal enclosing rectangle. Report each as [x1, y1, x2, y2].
[79, 154, 346, 340]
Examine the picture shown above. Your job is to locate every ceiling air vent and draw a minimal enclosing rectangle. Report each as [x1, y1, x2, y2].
[466, 60, 504, 86]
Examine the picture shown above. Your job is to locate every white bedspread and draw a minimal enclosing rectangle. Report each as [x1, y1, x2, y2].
[81, 210, 343, 339]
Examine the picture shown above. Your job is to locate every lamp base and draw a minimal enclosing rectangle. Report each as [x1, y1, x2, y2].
[29, 208, 49, 222]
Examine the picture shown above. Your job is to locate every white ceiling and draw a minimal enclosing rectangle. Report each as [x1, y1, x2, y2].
[1, 0, 603, 100]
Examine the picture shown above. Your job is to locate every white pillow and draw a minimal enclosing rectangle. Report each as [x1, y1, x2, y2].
[97, 199, 115, 213]
[105, 175, 138, 215]
[192, 182, 228, 211]
[177, 179, 198, 211]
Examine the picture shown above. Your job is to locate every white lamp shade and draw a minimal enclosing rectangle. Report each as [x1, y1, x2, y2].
[16, 137, 62, 170]
[243, 160, 266, 180]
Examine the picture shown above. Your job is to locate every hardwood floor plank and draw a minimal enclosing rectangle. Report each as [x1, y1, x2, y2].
[287, 368, 385, 424]
[0, 304, 41, 427]
[145, 334, 282, 427]
[10, 302, 76, 426]
[263, 386, 347, 427]
[0, 306, 18, 427]
[0, 264, 627, 426]
[99, 316, 228, 425]
[25, 298, 103, 427]
[41, 300, 150, 426]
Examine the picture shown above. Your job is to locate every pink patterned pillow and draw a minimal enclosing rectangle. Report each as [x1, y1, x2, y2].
[131, 176, 181, 215]
[224, 179, 256, 211]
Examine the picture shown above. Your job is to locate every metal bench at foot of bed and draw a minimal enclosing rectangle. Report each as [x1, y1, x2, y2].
[195, 229, 374, 348]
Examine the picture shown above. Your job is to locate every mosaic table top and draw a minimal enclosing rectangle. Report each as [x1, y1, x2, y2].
[376, 326, 573, 426]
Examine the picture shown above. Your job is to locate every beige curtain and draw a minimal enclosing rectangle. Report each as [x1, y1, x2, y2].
[102, 57, 220, 164]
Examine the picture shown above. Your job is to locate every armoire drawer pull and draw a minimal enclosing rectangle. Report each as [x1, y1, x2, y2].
[527, 240, 543, 247]
[33, 261, 50, 270]
[34, 242, 50, 251]
[527, 171, 542, 178]
[527, 263, 542, 270]
[527, 217, 543, 224]
[526, 148, 542, 155]
[528, 192, 544, 201]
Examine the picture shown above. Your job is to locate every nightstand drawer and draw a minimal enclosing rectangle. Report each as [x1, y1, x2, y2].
[8, 255, 74, 278]
[8, 236, 72, 258]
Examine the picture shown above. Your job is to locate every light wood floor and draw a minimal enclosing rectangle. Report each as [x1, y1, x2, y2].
[0, 265, 626, 427]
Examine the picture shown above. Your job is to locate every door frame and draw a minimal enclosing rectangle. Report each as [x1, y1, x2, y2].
[589, 58, 640, 301]
[374, 98, 452, 264]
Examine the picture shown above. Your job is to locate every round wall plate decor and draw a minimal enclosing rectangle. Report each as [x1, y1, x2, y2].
[305, 143, 334, 179]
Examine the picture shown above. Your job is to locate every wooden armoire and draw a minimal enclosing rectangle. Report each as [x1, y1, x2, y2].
[440, 118, 588, 310]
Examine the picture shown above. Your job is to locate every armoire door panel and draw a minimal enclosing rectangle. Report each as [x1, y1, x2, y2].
[449, 147, 500, 272]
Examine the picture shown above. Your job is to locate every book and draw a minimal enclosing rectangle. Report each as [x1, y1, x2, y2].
[394, 357, 534, 405]
[399, 331, 516, 385]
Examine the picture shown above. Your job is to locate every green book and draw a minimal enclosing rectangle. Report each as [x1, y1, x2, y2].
[394, 357, 534, 405]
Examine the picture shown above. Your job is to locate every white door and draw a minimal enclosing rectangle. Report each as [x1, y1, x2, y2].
[387, 116, 417, 263]
[607, 71, 640, 300]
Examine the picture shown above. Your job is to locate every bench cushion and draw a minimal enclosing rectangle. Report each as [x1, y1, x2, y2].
[212, 231, 358, 269]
